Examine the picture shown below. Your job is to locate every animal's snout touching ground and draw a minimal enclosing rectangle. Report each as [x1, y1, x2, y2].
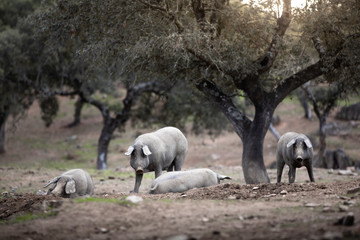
[136, 167, 144, 174]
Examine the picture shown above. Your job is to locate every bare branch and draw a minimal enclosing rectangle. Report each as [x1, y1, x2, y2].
[137, 0, 184, 33]
[273, 60, 323, 105]
[195, 79, 251, 141]
[254, 0, 291, 74]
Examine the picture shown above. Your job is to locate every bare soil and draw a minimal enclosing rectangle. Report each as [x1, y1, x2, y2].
[1, 97, 360, 240]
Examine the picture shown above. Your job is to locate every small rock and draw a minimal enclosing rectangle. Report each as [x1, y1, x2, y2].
[108, 176, 115, 180]
[1, 191, 9, 196]
[322, 207, 333, 212]
[202, 217, 209, 222]
[180, 193, 187, 198]
[165, 234, 189, 240]
[338, 170, 358, 176]
[125, 195, 143, 204]
[339, 205, 349, 212]
[36, 190, 47, 196]
[328, 169, 334, 174]
[99, 227, 109, 233]
[280, 190, 288, 195]
[304, 203, 320, 207]
[252, 186, 259, 190]
[44, 200, 63, 209]
[228, 195, 237, 200]
[66, 135, 77, 142]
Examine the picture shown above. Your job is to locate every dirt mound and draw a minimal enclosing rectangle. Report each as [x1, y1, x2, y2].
[0, 194, 61, 221]
[120, 179, 360, 201]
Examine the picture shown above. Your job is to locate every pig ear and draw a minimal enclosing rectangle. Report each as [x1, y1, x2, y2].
[142, 145, 152, 156]
[125, 146, 135, 156]
[65, 179, 76, 194]
[43, 176, 60, 188]
[304, 139, 313, 148]
[286, 138, 296, 148]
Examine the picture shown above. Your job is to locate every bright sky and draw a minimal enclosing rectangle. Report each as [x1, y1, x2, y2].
[242, 0, 309, 9]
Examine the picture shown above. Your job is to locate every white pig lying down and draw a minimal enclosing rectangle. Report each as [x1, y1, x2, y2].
[149, 168, 231, 194]
[43, 169, 94, 198]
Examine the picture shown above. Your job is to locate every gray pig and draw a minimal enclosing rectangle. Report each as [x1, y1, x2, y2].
[276, 132, 315, 183]
[149, 168, 231, 194]
[125, 126, 188, 193]
[44, 169, 94, 198]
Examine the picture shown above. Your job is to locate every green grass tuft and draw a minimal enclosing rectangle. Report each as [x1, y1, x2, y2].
[0, 211, 58, 225]
[75, 197, 136, 206]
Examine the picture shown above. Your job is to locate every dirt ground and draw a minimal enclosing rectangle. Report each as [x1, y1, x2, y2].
[1, 97, 360, 240]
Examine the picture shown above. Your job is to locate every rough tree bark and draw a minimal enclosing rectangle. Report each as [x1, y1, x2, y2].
[138, 0, 346, 183]
[67, 96, 85, 128]
[0, 112, 6, 154]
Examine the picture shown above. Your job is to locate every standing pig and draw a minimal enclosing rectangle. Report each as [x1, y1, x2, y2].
[125, 126, 188, 193]
[276, 132, 315, 183]
[43, 169, 94, 198]
[149, 168, 231, 194]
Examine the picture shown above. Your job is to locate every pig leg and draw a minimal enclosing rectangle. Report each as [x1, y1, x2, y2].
[174, 154, 185, 171]
[154, 167, 162, 179]
[167, 161, 175, 172]
[288, 166, 296, 183]
[132, 173, 143, 193]
[305, 163, 315, 182]
[276, 159, 285, 183]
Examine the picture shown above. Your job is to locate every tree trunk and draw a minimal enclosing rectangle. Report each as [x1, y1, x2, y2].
[316, 116, 327, 166]
[241, 106, 273, 183]
[297, 90, 312, 119]
[97, 118, 118, 170]
[0, 113, 6, 154]
[67, 96, 84, 127]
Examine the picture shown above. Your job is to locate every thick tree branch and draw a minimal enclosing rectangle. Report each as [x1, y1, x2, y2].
[253, 0, 291, 74]
[117, 81, 167, 124]
[191, 0, 206, 31]
[195, 79, 251, 141]
[138, 0, 184, 33]
[273, 61, 324, 105]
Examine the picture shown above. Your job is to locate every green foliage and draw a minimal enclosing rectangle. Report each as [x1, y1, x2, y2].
[39, 96, 59, 127]
[0, 0, 41, 29]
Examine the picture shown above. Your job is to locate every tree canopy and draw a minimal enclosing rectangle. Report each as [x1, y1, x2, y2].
[11, 0, 360, 180]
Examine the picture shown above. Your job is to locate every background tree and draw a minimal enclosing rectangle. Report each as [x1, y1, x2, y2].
[35, 0, 360, 181]
[0, 0, 42, 153]
[302, 83, 345, 167]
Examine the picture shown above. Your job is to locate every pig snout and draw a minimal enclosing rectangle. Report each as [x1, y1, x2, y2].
[296, 156, 303, 163]
[136, 167, 144, 174]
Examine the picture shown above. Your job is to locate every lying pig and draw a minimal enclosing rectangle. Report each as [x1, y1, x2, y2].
[149, 168, 231, 194]
[44, 169, 94, 198]
[276, 132, 315, 183]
